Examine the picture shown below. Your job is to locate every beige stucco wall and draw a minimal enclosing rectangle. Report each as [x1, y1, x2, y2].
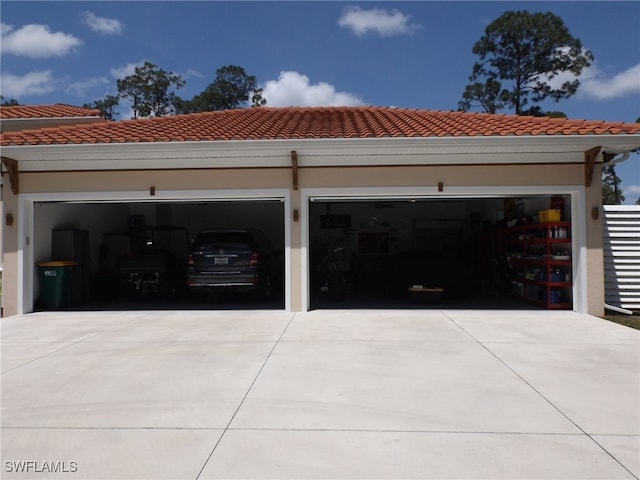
[298, 164, 582, 188]
[2, 185, 19, 317]
[290, 188, 302, 312]
[585, 164, 605, 317]
[19, 163, 580, 193]
[2, 161, 604, 316]
[20, 168, 292, 193]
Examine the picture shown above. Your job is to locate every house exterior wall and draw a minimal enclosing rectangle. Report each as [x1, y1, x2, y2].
[20, 168, 292, 193]
[2, 161, 604, 316]
[2, 187, 19, 317]
[585, 165, 605, 316]
[290, 188, 303, 312]
[298, 164, 581, 187]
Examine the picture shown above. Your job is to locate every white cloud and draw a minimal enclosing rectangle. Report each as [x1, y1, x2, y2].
[261, 71, 365, 107]
[110, 61, 143, 79]
[81, 11, 124, 35]
[338, 6, 419, 37]
[579, 63, 640, 100]
[0, 70, 56, 97]
[622, 184, 640, 204]
[624, 184, 640, 196]
[541, 53, 640, 101]
[182, 68, 204, 80]
[65, 76, 110, 97]
[0, 23, 82, 58]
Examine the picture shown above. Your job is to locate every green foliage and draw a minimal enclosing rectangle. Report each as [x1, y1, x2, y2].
[0, 96, 20, 106]
[542, 110, 567, 118]
[602, 165, 625, 205]
[175, 65, 265, 113]
[86, 63, 264, 119]
[517, 105, 567, 117]
[458, 10, 593, 114]
[116, 61, 185, 119]
[456, 79, 505, 114]
[84, 94, 119, 121]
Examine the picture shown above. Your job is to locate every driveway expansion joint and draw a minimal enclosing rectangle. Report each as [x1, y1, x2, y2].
[194, 312, 297, 479]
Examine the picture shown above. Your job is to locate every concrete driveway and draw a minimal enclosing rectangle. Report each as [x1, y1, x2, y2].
[1, 309, 638, 479]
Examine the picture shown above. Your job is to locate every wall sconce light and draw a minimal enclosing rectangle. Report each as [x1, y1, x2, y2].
[591, 206, 599, 220]
[438, 182, 444, 192]
[293, 209, 299, 222]
[5, 213, 13, 226]
[150, 186, 156, 196]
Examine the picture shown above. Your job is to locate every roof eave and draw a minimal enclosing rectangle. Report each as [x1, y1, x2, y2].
[2, 134, 639, 172]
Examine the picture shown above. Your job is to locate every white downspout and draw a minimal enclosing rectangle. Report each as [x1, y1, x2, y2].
[605, 303, 634, 315]
[604, 151, 630, 166]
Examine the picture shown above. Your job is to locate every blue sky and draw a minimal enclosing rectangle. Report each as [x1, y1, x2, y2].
[1, 1, 639, 201]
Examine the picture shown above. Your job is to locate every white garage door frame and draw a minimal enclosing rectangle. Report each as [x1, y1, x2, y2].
[300, 185, 587, 313]
[17, 188, 291, 314]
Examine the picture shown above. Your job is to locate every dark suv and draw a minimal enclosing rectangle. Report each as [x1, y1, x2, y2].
[187, 229, 280, 299]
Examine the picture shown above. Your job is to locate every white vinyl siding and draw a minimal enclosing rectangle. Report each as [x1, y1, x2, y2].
[603, 205, 640, 310]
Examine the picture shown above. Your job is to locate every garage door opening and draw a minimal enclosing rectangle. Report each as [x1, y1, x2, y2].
[308, 195, 573, 310]
[33, 199, 286, 311]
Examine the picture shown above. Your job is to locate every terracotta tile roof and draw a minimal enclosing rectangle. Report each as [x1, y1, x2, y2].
[2, 106, 639, 146]
[0, 103, 102, 120]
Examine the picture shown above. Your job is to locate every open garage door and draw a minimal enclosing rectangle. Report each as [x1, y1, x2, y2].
[308, 195, 574, 310]
[32, 198, 286, 311]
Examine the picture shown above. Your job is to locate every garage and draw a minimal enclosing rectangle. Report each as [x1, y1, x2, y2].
[30, 196, 287, 311]
[307, 193, 575, 310]
[3, 105, 639, 317]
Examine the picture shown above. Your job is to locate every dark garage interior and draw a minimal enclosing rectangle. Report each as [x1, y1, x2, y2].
[33, 199, 286, 311]
[31, 194, 573, 312]
[308, 196, 573, 310]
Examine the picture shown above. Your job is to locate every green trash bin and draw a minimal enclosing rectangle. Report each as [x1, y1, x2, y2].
[37, 261, 77, 309]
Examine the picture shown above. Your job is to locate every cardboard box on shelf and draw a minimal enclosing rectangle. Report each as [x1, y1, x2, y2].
[539, 209, 561, 223]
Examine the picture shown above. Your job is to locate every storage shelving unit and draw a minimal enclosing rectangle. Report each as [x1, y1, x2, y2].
[500, 222, 573, 309]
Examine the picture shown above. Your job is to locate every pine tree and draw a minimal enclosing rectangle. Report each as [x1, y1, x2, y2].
[602, 165, 625, 205]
